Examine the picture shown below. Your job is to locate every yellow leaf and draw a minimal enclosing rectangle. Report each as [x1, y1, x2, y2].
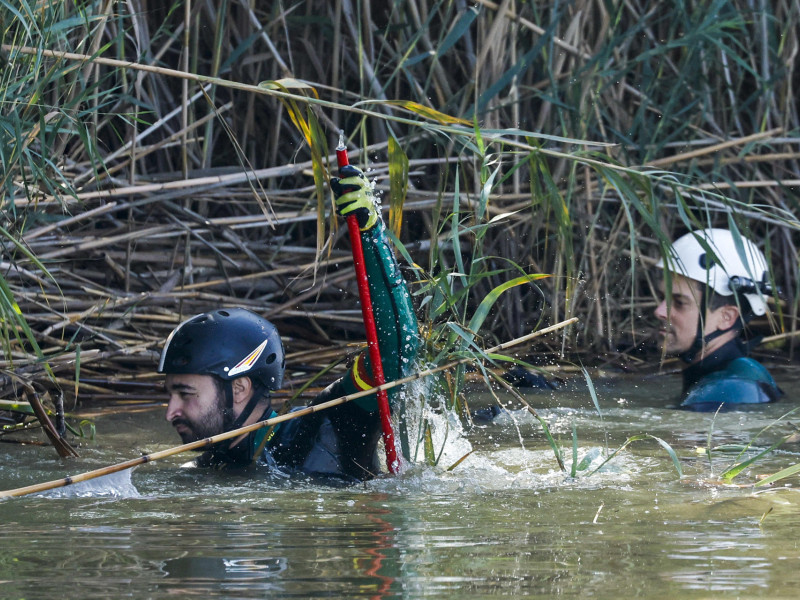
[379, 100, 470, 125]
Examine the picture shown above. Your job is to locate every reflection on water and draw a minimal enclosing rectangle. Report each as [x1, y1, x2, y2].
[161, 556, 288, 597]
[2, 371, 800, 598]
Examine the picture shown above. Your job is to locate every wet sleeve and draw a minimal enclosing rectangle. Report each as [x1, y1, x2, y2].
[337, 220, 419, 412]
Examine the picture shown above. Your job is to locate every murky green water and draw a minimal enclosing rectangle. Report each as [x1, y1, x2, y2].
[2, 369, 800, 599]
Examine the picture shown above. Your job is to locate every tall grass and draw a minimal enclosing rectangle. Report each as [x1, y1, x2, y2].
[0, 0, 798, 413]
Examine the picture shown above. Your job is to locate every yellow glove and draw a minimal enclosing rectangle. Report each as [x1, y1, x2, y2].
[330, 165, 379, 231]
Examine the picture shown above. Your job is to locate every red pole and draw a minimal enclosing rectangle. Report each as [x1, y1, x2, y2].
[336, 143, 400, 473]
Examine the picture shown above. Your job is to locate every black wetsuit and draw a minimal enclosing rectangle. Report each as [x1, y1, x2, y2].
[680, 337, 782, 411]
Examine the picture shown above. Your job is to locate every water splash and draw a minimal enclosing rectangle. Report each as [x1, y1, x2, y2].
[38, 468, 141, 499]
[394, 375, 473, 471]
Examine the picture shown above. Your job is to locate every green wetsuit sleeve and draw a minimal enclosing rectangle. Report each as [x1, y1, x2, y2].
[337, 220, 419, 411]
[270, 220, 418, 477]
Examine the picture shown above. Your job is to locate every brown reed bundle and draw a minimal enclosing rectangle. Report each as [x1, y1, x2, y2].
[1, 0, 797, 431]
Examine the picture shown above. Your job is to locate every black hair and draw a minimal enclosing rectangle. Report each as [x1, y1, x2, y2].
[701, 283, 754, 324]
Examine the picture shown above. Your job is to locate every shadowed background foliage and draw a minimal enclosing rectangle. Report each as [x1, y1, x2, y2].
[1, 0, 798, 408]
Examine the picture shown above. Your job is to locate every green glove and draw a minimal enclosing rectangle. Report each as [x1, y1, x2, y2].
[330, 164, 379, 232]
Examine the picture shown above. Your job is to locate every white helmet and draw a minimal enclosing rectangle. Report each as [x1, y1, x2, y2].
[656, 228, 770, 316]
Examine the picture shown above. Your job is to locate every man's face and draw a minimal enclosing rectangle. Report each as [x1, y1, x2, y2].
[654, 274, 703, 356]
[164, 374, 226, 443]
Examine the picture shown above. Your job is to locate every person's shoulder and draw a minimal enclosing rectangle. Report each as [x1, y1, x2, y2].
[681, 357, 781, 411]
[724, 357, 776, 385]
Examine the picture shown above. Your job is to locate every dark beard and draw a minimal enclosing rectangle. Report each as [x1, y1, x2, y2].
[171, 390, 227, 445]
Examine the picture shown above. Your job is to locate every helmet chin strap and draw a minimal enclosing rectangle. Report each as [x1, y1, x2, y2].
[226, 380, 269, 432]
[678, 296, 743, 363]
[221, 380, 236, 430]
[201, 379, 271, 468]
[679, 324, 733, 363]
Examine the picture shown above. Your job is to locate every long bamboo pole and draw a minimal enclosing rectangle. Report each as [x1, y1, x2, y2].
[0, 318, 577, 498]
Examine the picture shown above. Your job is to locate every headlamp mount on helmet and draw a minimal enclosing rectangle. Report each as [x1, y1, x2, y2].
[728, 274, 776, 297]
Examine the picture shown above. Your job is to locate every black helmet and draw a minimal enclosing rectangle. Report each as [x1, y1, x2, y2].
[158, 308, 285, 390]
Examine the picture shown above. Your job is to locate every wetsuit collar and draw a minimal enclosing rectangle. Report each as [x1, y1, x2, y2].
[682, 337, 747, 393]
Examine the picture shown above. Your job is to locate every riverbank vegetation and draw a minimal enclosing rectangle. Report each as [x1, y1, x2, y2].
[1, 1, 798, 436]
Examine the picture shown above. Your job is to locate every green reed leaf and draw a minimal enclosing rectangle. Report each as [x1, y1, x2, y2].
[387, 134, 408, 239]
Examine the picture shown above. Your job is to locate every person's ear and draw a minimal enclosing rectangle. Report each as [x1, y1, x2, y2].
[231, 377, 253, 405]
[716, 304, 740, 329]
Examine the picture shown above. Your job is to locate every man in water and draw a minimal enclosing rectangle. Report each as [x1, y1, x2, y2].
[158, 163, 419, 479]
[654, 228, 781, 411]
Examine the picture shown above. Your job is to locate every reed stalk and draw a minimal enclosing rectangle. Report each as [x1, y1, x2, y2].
[0, 0, 797, 432]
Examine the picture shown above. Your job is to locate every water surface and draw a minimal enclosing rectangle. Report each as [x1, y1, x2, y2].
[2, 369, 800, 599]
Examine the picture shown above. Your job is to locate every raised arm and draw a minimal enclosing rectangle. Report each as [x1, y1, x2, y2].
[330, 164, 419, 411]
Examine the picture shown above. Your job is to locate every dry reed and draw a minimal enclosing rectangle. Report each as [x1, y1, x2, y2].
[1, 0, 798, 417]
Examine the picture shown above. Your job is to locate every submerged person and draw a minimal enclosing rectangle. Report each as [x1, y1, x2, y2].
[654, 228, 782, 411]
[158, 163, 419, 480]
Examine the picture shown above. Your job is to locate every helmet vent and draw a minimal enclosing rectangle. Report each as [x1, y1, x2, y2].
[265, 353, 277, 364]
[172, 335, 191, 349]
[172, 353, 190, 367]
[698, 253, 714, 269]
[218, 310, 230, 317]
